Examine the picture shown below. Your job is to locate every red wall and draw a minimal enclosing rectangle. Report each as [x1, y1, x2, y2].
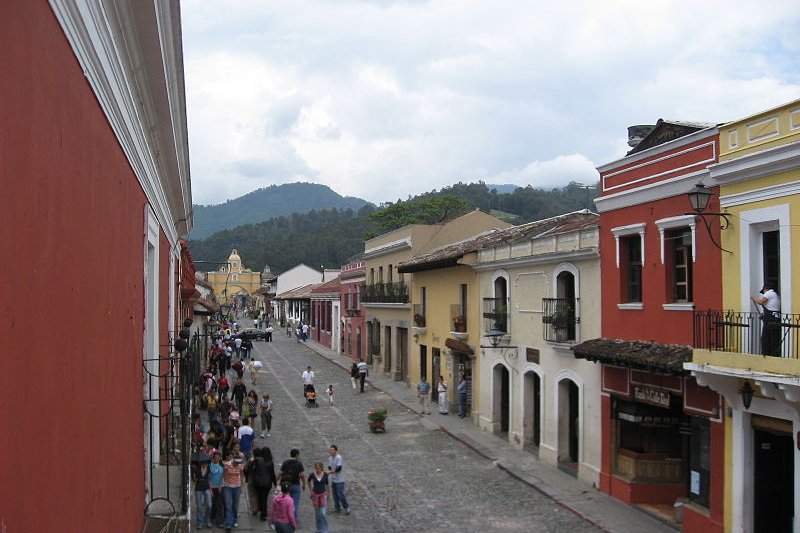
[0, 3, 151, 530]
[599, 193, 722, 344]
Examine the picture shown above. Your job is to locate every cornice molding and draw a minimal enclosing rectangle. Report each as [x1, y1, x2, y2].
[709, 141, 800, 186]
[48, 0, 191, 243]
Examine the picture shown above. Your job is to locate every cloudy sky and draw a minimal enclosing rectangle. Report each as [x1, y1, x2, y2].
[182, 0, 800, 206]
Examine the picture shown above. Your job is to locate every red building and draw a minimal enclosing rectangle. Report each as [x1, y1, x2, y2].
[311, 276, 341, 349]
[1, 2, 192, 531]
[340, 257, 367, 361]
[574, 121, 724, 532]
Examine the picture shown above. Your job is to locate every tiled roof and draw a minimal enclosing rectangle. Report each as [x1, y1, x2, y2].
[311, 276, 342, 294]
[397, 210, 598, 273]
[276, 283, 317, 299]
[571, 338, 692, 375]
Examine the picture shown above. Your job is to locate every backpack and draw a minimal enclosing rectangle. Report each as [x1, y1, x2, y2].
[218, 375, 229, 391]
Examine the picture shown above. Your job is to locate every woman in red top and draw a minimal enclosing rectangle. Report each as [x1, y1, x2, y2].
[270, 481, 297, 533]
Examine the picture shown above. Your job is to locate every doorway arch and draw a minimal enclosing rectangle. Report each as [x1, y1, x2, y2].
[492, 363, 511, 435]
[556, 375, 581, 468]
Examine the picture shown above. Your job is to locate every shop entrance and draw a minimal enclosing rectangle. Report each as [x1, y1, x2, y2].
[493, 364, 510, 435]
[754, 428, 793, 533]
[523, 371, 541, 450]
[558, 378, 579, 465]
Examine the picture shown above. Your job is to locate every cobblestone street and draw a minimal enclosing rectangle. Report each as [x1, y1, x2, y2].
[202, 333, 602, 533]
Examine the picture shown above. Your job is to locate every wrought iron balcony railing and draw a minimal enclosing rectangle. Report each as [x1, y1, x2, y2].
[360, 282, 409, 304]
[483, 297, 507, 333]
[542, 297, 579, 342]
[693, 310, 800, 358]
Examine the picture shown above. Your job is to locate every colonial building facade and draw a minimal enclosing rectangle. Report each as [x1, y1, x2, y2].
[686, 98, 800, 533]
[1, 1, 192, 530]
[576, 120, 725, 532]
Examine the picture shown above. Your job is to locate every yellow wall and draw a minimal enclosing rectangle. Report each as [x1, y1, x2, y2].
[718, 99, 800, 161]
[409, 263, 480, 401]
[207, 271, 261, 303]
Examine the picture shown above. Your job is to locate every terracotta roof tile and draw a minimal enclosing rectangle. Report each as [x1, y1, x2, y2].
[571, 338, 692, 375]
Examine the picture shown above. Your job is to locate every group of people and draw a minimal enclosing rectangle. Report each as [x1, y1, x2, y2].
[416, 373, 470, 418]
[192, 443, 352, 533]
[288, 321, 310, 343]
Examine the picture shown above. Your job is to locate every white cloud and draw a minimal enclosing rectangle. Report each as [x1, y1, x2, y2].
[182, 0, 800, 205]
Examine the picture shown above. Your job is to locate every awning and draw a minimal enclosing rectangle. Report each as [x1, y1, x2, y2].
[572, 338, 691, 375]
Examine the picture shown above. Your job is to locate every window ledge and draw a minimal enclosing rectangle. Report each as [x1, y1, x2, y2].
[617, 303, 643, 310]
[662, 303, 694, 312]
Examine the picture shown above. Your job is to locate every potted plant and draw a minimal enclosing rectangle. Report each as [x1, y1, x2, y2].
[414, 313, 426, 327]
[368, 407, 387, 433]
[452, 315, 466, 332]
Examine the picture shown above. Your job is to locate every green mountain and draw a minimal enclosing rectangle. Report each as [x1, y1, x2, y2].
[189, 182, 372, 239]
[188, 180, 599, 275]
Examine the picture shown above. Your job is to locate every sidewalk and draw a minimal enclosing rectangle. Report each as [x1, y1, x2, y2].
[303, 340, 678, 533]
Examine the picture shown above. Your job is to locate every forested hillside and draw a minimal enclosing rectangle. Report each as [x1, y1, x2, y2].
[189, 182, 371, 239]
[188, 181, 599, 274]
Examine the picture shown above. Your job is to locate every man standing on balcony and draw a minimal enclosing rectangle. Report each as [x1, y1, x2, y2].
[752, 284, 781, 356]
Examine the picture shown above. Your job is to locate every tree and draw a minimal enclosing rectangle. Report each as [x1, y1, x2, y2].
[367, 195, 471, 236]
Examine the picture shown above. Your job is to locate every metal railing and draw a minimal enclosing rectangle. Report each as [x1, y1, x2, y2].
[542, 298, 579, 342]
[143, 332, 196, 519]
[483, 297, 507, 333]
[361, 282, 409, 304]
[693, 310, 800, 358]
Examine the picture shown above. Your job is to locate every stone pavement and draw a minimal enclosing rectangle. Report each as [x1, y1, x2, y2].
[301, 338, 677, 533]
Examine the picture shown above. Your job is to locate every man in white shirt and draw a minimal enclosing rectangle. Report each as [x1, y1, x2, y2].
[326, 445, 350, 514]
[356, 359, 368, 393]
[301, 322, 309, 341]
[234, 336, 243, 357]
[302, 366, 315, 396]
[752, 284, 781, 356]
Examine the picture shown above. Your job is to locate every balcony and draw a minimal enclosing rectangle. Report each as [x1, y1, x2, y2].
[693, 310, 800, 360]
[450, 304, 468, 340]
[412, 303, 426, 333]
[361, 282, 409, 304]
[483, 297, 507, 333]
[542, 298, 579, 343]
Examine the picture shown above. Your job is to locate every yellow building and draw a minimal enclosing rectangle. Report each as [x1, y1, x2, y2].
[685, 98, 800, 532]
[206, 249, 262, 306]
[363, 210, 510, 383]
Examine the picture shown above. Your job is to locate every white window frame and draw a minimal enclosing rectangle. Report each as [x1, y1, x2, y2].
[610, 223, 646, 268]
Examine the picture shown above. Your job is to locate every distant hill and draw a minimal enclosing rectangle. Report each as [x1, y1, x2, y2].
[187, 180, 599, 275]
[189, 182, 372, 239]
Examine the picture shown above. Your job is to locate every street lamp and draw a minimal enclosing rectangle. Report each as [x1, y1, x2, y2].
[484, 329, 505, 348]
[740, 381, 754, 410]
[685, 182, 732, 253]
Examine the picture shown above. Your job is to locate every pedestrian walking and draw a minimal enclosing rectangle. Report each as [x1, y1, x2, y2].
[325, 384, 334, 405]
[417, 376, 431, 415]
[192, 461, 212, 529]
[295, 325, 302, 343]
[209, 452, 225, 528]
[279, 449, 306, 521]
[357, 358, 368, 393]
[232, 377, 247, 414]
[232, 358, 244, 380]
[246, 447, 276, 522]
[270, 481, 297, 533]
[266, 325, 273, 342]
[222, 450, 245, 532]
[241, 338, 253, 360]
[301, 322, 309, 341]
[234, 336, 243, 358]
[237, 416, 255, 461]
[350, 362, 359, 394]
[286, 323, 292, 337]
[217, 373, 229, 402]
[326, 445, 350, 515]
[302, 366, 315, 396]
[308, 462, 331, 533]
[260, 392, 273, 438]
[247, 359, 259, 387]
[437, 375, 449, 415]
[458, 373, 468, 418]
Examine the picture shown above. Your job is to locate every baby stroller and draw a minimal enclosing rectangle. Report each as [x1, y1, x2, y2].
[304, 384, 318, 408]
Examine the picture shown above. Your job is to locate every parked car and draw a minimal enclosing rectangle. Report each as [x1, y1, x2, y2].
[234, 328, 267, 341]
